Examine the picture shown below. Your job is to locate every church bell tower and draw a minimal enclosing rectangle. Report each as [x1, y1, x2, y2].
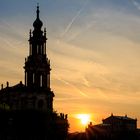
[24, 5, 50, 89]
[24, 5, 54, 111]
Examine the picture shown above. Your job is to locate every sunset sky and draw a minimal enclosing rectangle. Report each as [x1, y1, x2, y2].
[0, 0, 140, 132]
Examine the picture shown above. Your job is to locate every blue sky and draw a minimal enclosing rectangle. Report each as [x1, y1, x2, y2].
[1, 0, 140, 132]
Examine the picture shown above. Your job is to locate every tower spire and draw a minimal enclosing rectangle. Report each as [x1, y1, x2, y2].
[37, 3, 39, 19]
[33, 3, 43, 29]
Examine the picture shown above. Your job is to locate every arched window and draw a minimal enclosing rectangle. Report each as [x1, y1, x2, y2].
[40, 75, 42, 87]
[33, 73, 35, 84]
[40, 45, 43, 55]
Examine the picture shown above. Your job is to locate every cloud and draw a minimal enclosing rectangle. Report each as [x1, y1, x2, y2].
[131, 0, 140, 10]
[1, 0, 140, 131]
[48, 35, 140, 108]
[0, 23, 27, 85]
[53, 75, 89, 98]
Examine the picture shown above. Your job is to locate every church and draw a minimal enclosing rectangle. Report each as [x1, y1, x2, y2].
[0, 5, 69, 140]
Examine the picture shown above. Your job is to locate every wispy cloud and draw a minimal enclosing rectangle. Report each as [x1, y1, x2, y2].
[131, 0, 140, 10]
[54, 75, 89, 98]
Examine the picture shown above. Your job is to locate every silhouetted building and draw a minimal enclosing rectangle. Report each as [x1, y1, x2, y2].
[102, 114, 137, 131]
[0, 4, 69, 140]
[86, 114, 138, 140]
[0, 5, 53, 112]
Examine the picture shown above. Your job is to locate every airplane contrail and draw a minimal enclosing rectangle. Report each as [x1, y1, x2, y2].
[61, 0, 88, 38]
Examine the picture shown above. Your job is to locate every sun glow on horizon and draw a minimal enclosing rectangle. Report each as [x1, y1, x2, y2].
[76, 114, 91, 126]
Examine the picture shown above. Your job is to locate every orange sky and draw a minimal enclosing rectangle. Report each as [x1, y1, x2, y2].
[0, 1, 140, 132]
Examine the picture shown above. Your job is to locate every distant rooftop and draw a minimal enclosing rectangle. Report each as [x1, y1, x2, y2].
[103, 114, 137, 121]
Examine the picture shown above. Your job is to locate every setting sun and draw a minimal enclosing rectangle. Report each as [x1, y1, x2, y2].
[76, 114, 91, 126]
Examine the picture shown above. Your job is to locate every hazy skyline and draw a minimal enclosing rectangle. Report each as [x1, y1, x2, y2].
[1, 0, 140, 132]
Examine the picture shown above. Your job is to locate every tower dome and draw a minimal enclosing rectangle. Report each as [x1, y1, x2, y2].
[33, 4, 43, 29]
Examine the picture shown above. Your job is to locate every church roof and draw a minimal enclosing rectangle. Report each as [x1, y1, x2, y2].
[0, 81, 54, 97]
[113, 115, 135, 120]
[103, 114, 137, 121]
[0, 81, 25, 93]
